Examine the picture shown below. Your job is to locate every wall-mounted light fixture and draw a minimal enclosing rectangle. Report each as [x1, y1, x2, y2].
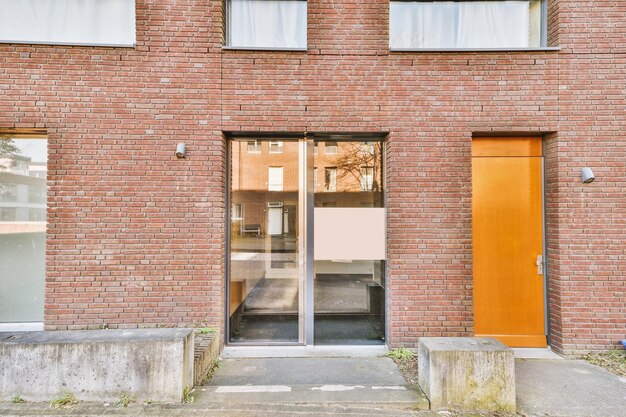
[175, 143, 186, 159]
[581, 167, 595, 184]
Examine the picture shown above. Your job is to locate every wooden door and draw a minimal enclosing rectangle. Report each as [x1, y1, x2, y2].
[472, 137, 547, 347]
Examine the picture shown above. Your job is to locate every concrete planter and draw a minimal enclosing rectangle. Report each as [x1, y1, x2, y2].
[0, 329, 194, 403]
[418, 337, 516, 412]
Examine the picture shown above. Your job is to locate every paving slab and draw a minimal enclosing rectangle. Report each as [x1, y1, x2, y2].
[208, 357, 406, 385]
[516, 359, 626, 417]
[197, 357, 429, 410]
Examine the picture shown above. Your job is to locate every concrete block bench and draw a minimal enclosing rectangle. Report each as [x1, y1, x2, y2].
[418, 337, 515, 412]
[0, 329, 193, 403]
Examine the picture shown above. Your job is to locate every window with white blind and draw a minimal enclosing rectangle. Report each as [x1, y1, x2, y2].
[390, 0, 544, 50]
[247, 140, 262, 153]
[324, 168, 337, 192]
[0, 0, 136, 47]
[269, 141, 284, 153]
[324, 142, 338, 154]
[226, 0, 307, 49]
[268, 167, 284, 191]
[360, 167, 374, 191]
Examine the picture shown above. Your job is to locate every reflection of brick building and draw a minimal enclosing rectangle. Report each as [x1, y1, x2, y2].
[231, 140, 383, 236]
[0, 155, 47, 226]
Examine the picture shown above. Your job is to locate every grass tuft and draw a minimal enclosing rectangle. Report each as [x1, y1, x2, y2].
[11, 395, 25, 404]
[197, 327, 217, 335]
[50, 392, 78, 409]
[387, 347, 416, 361]
[182, 386, 195, 403]
[117, 392, 135, 408]
[582, 349, 626, 377]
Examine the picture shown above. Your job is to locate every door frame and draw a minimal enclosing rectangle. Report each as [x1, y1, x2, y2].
[471, 135, 550, 347]
[224, 134, 388, 347]
[541, 139, 550, 345]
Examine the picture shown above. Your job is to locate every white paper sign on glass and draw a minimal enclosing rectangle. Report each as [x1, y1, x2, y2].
[314, 208, 386, 261]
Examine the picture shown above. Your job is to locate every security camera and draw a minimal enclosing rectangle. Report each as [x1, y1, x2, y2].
[581, 167, 595, 184]
[175, 143, 186, 159]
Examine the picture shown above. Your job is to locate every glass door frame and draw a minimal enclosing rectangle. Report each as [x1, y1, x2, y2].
[225, 134, 385, 346]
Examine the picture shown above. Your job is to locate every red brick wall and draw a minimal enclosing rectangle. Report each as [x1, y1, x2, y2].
[544, 1, 626, 354]
[0, 0, 624, 354]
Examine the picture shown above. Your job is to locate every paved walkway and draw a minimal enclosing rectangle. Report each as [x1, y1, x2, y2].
[196, 357, 429, 409]
[516, 359, 626, 417]
[1, 356, 625, 416]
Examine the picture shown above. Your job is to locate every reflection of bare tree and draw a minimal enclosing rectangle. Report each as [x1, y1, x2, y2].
[0, 139, 19, 172]
[331, 142, 382, 192]
[0, 139, 20, 193]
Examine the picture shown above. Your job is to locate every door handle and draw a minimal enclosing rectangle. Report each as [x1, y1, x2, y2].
[536, 255, 544, 275]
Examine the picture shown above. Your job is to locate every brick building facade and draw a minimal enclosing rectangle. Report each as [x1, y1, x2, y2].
[0, 0, 624, 355]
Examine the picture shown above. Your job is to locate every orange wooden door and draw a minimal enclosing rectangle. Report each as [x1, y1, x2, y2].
[472, 137, 547, 347]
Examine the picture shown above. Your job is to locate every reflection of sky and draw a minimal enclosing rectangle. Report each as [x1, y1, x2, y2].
[12, 139, 47, 163]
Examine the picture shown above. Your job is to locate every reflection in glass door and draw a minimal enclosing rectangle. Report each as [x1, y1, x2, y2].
[229, 140, 302, 343]
[313, 140, 386, 345]
[228, 137, 385, 345]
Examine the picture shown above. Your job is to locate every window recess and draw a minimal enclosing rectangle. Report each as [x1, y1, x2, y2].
[226, 0, 307, 49]
[390, 0, 545, 50]
[0, 0, 136, 47]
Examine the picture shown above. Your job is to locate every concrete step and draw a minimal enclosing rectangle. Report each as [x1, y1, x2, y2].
[194, 383, 429, 410]
[197, 356, 429, 410]
[0, 401, 435, 417]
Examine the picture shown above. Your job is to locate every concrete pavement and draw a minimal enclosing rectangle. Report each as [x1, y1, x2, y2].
[1, 355, 625, 416]
[516, 359, 626, 417]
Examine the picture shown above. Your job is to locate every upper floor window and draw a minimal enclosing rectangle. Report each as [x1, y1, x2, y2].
[324, 167, 337, 192]
[360, 167, 374, 191]
[390, 0, 544, 50]
[0, 0, 136, 47]
[247, 140, 262, 153]
[269, 141, 284, 153]
[324, 141, 338, 154]
[226, 0, 307, 49]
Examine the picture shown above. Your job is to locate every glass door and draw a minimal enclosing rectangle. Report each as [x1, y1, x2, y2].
[228, 137, 385, 345]
[228, 139, 303, 343]
[313, 140, 386, 345]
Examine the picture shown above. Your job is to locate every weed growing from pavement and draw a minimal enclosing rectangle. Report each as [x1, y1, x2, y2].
[117, 392, 135, 407]
[183, 386, 195, 403]
[387, 347, 416, 361]
[582, 349, 626, 377]
[200, 358, 223, 385]
[50, 392, 78, 409]
[197, 327, 217, 335]
[11, 395, 25, 404]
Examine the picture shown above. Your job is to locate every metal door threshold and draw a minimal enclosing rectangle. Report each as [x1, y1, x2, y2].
[222, 345, 389, 358]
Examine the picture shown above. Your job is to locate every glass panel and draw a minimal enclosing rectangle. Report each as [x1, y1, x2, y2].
[313, 140, 385, 345]
[228, 0, 307, 48]
[314, 141, 383, 209]
[229, 140, 300, 343]
[390, 0, 543, 49]
[0, 137, 47, 323]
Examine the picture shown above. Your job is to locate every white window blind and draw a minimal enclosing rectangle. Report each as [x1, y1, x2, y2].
[360, 167, 374, 191]
[268, 167, 284, 191]
[390, 1, 542, 49]
[247, 140, 261, 153]
[0, 0, 136, 47]
[269, 141, 284, 153]
[228, 0, 307, 49]
[324, 168, 337, 192]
